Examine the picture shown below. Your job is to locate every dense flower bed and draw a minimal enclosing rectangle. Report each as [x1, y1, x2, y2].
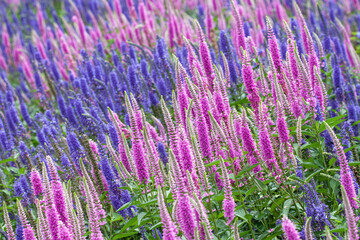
[1, 0, 360, 239]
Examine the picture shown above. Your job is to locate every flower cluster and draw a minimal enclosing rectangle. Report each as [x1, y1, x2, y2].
[1, 0, 360, 239]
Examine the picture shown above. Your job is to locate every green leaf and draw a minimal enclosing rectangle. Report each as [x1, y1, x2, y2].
[0, 189, 11, 196]
[245, 186, 257, 198]
[244, 214, 252, 221]
[282, 199, 292, 217]
[112, 232, 138, 239]
[254, 178, 266, 191]
[212, 194, 225, 202]
[320, 173, 340, 182]
[120, 216, 137, 233]
[239, 230, 251, 237]
[330, 227, 346, 233]
[138, 199, 157, 207]
[349, 162, 360, 166]
[301, 142, 320, 150]
[0, 158, 15, 164]
[110, 213, 124, 223]
[351, 119, 360, 126]
[344, 145, 356, 153]
[305, 169, 322, 183]
[319, 117, 347, 133]
[302, 162, 319, 169]
[236, 163, 261, 177]
[205, 160, 220, 167]
[264, 231, 283, 240]
[330, 179, 340, 194]
[138, 212, 147, 226]
[117, 202, 132, 211]
[150, 222, 163, 230]
[328, 157, 337, 168]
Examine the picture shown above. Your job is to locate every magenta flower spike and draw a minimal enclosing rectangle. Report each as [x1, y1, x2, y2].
[173, 91, 182, 127]
[46, 156, 68, 225]
[80, 160, 104, 240]
[84, 179, 104, 240]
[282, 217, 301, 240]
[276, 102, 289, 144]
[73, 15, 86, 47]
[169, 149, 195, 239]
[242, 51, 261, 114]
[130, 94, 144, 132]
[114, 0, 123, 25]
[266, 17, 287, 94]
[284, 53, 302, 118]
[143, 126, 164, 187]
[287, 39, 299, 86]
[109, 108, 132, 172]
[168, 13, 175, 48]
[214, 63, 231, 115]
[125, 92, 149, 183]
[187, 171, 212, 239]
[208, 89, 221, 126]
[160, 95, 181, 160]
[30, 169, 43, 196]
[2, 25, 11, 57]
[183, 36, 204, 87]
[220, 157, 235, 225]
[240, 110, 261, 174]
[36, 200, 51, 240]
[258, 102, 281, 175]
[132, 132, 149, 184]
[36, 4, 45, 38]
[42, 163, 60, 240]
[195, 69, 212, 130]
[230, 0, 246, 58]
[194, 20, 215, 92]
[3, 202, 16, 240]
[213, 82, 226, 121]
[0, 54, 8, 72]
[314, 67, 327, 118]
[304, 26, 320, 91]
[152, 116, 168, 144]
[304, 217, 314, 240]
[17, 200, 38, 240]
[88, 11, 101, 39]
[146, 122, 161, 143]
[341, 185, 359, 240]
[74, 194, 86, 238]
[324, 122, 359, 209]
[206, 8, 213, 40]
[186, 78, 212, 160]
[46, 205, 60, 240]
[59, 222, 72, 240]
[179, 125, 194, 174]
[175, 60, 189, 128]
[294, 3, 310, 55]
[157, 186, 180, 240]
[102, 0, 115, 28]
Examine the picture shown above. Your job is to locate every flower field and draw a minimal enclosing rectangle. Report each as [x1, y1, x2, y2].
[1, 0, 360, 239]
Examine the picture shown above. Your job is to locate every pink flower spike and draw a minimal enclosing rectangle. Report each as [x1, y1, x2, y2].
[30, 169, 43, 196]
[3, 202, 16, 240]
[341, 185, 359, 240]
[194, 20, 215, 92]
[324, 122, 359, 209]
[282, 217, 301, 240]
[157, 187, 179, 239]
